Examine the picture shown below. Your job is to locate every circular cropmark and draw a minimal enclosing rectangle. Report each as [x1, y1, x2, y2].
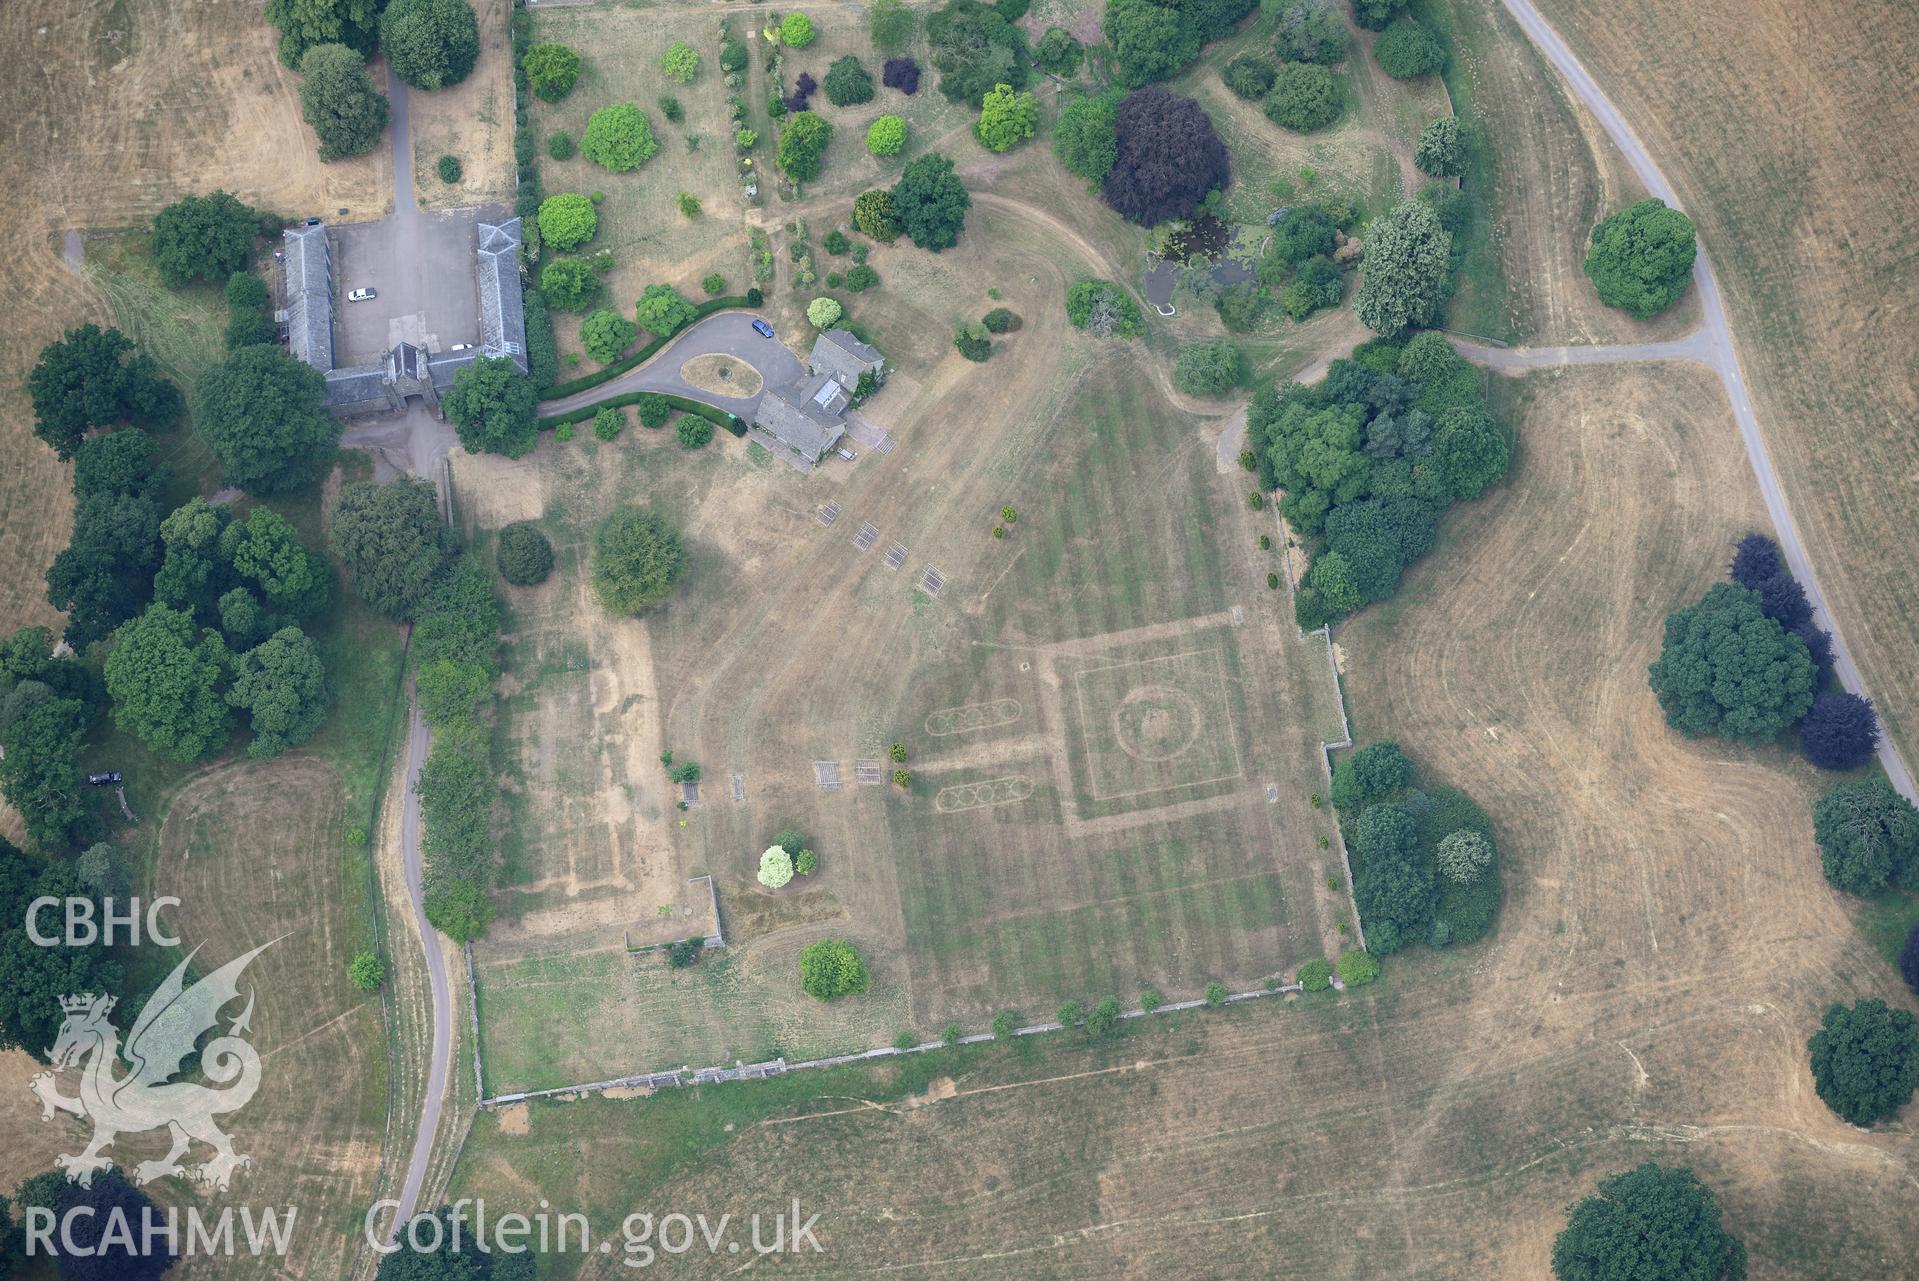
[1110, 685, 1203, 762]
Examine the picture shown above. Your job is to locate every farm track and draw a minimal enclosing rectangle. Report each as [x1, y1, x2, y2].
[1461, 0, 1917, 803]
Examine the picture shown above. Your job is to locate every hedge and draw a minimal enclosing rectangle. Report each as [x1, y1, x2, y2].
[540, 390, 744, 435]
[540, 293, 760, 398]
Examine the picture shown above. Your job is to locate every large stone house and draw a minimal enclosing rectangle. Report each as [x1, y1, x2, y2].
[752, 329, 885, 464]
[283, 217, 526, 416]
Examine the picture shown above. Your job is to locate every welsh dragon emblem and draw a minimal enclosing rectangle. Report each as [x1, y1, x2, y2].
[29, 941, 275, 1192]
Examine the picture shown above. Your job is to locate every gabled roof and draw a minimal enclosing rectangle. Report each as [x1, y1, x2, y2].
[283, 226, 334, 371]
[809, 328, 882, 384]
[475, 217, 527, 371]
[755, 383, 847, 462]
[323, 363, 388, 409]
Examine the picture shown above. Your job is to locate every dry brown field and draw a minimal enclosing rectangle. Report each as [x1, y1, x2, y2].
[448, 361, 1919, 1279]
[0, 0, 391, 637]
[1521, 0, 1919, 783]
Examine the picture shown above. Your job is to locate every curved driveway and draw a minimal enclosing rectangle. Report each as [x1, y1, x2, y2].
[540, 312, 801, 419]
[1489, 0, 1916, 801]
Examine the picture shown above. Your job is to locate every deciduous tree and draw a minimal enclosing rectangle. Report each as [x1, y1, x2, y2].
[592, 507, 686, 614]
[1414, 117, 1464, 177]
[329, 478, 455, 619]
[537, 193, 598, 251]
[1584, 198, 1697, 319]
[380, 0, 480, 89]
[825, 55, 875, 106]
[1373, 18, 1444, 79]
[195, 344, 340, 493]
[777, 111, 834, 180]
[1551, 1163, 1746, 1281]
[1103, 87, 1230, 225]
[150, 191, 263, 289]
[1353, 199, 1451, 334]
[299, 43, 390, 160]
[926, 0, 1029, 104]
[581, 103, 659, 172]
[891, 153, 971, 250]
[1811, 777, 1919, 895]
[27, 325, 180, 460]
[1054, 89, 1124, 185]
[1264, 61, 1341, 132]
[0, 685, 91, 848]
[443, 357, 539, 460]
[104, 603, 232, 762]
[497, 522, 554, 586]
[1647, 583, 1816, 742]
[1808, 998, 1919, 1126]
[1800, 691, 1879, 770]
[266, 0, 381, 67]
[800, 939, 870, 1000]
[580, 309, 637, 363]
[0, 841, 124, 1056]
[635, 283, 698, 337]
[522, 43, 582, 102]
[227, 626, 329, 758]
[974, 82, 1038, 152]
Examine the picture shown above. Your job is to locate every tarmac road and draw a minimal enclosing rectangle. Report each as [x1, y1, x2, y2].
[538, 311, 805, 419]
[1489, 0, 1916, 802]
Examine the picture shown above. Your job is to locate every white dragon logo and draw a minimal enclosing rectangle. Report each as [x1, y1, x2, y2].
[28, 941, 274, 1192]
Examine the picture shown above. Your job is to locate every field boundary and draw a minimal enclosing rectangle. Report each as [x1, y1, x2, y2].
[478, 980, 1306, 1109]
[1274, 511, 1367, 954]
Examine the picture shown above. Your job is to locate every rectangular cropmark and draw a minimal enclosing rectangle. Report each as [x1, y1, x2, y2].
[814, 761, 842, 790]
[855, 759, 884, 784]
[883, 542, 907, 570]
[920, 566, 945, 596]
[853, 521, 879, 551]
[1069, 647, 1245, 802]
[818, 501, 841, 526]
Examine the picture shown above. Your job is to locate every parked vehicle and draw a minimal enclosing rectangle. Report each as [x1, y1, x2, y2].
[86, 772, 123, 787]
[751, 318, 775, 338]
[347, 287, 377, 302]
[449, 342, 473, 351]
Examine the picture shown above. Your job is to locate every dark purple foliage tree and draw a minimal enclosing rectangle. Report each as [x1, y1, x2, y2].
[883, 57, 921, 94]
[1729, 531, 1782, 588]
[1900, 922, 1919, 995]
[1101, 86, 1230, 226]
[783, 71, 818, 112]
[1756, 573, 1812, 628]
[1801, 691, 1879, 770]
[1794, 620, 1835, 683]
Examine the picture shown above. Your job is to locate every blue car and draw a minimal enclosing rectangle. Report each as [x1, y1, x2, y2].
[751, 318, 775, 338]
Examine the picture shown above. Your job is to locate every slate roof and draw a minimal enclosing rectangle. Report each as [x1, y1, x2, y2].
[808, 328, 883, 384]
[755, 381, 848, 463]
[476, 217, 527, 370]
[323, 364, 389, 410]
[283, 226, 334, 371]
[426, 350, 477, 390]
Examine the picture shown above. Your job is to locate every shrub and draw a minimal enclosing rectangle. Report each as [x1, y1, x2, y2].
[661, 41, 700, 84]
[1054, 88, 1123, 185]
[844, 264, 880, 292]
[1812, 777, 1919, 896]
[701, 273, 728, 296]
[867, 114, 907, 155]
[1808, 999, 1919, 1126]
[346, 950, 386, 991]
[1297, 958, 1332, 991]
[1139, 986, 1162, 1013]
[1435, 830, 1494, 884]
[592, 506, 686, 613]
[1203, 980, 1228, 1008]
[882, 56, 921, 95]
[1035, 28, 1083, 75]
[1104, 87, 1229, 225]
[758, 845, 794, 887]
[1056, 999, 1084, 1026]
[982, 307, 1021, 333]
[1216, 281, 1271, 332]
[580, 308, 637, 363]
[893, 1029, 916, 1050]
[1086, 995, 1123, 1036]
[826, 55, 876, 106]
[1065, 279, 1145, 337]
[591, 406, 624, 442]
[1223, 55, 1276, 100]
[893, 767, 912, 787]
[676, 416, 714, 448]
[780, 12, 816, 47]
[942, 1022, 965, 1046]
[1276, 0, 1349, 63]
[636, 283, 697, 337]
[854, 188, 900, 241]
[799, 939, 871, 1001]
[777, 111, 833, 180]
[1173, 339, 1245, 396]
[581, 103, 659, 172]
[677, 191, 701, 218]
[1265, 62, 1341, 132]
[380, 0, 481, 90]
[637, 393, 671, 428]
[974, 82, 1039, 152]
[497, 522, 554, 586]
[1432, 406, 1510, 500]
[1335, 950, 1379, 986]
[807, 297, 844, 328]
[437, 154, 462, 183]
[1584, 198, 1698, 319]
[1414, 117, 1465, 177]
[523, 43, 582, 102]
[546, 131, 574, 161]
[540, 257, 601, 311]
[1648, 583, 1815, 741]
[891, 152, 971, 250]
[1801, 692, 1880, 770]
[991, 1010, 1016, 1037]
[954, 322, 992, 362]
[1373, 18, 1444, 79]
[537, 192, 597, 250]
[795, 848, 818, 875]
[1901, 923, 1919, 995]
[667, 937, 703, 968]
[870, 0, 917, 52]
